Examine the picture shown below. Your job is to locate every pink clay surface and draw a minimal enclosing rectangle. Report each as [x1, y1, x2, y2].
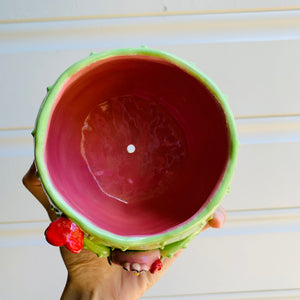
[45, 55, 229, 236]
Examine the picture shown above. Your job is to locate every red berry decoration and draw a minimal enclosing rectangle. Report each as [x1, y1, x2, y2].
[149, 258, 163, 274]
[45, 216, 84, 254]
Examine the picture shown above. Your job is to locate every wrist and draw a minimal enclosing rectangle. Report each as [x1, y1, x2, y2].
[61, 272, 142, 300]
[60, 248, 146, 300]
[61, 275, 114, 300]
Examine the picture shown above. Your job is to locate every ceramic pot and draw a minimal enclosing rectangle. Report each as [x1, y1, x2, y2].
[34, 47, 239, 258]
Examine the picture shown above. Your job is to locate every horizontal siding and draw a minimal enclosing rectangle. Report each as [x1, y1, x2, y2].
[0, 246, 66, 300]
[1, 10, 300, 128]
[1, 4, 299, 300]
[144, 214, 300, 297]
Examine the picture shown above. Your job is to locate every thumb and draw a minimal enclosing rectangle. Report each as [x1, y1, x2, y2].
[23, 162, 57, 221]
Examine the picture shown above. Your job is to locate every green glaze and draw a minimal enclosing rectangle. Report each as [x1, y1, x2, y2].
[83, 237, 111, 258]
[34, 47, 239, 255]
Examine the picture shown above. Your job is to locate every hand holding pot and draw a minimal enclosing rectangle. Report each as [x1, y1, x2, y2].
[23, 162, 226, 300]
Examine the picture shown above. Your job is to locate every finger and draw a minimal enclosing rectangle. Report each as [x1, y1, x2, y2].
[110, 249, 161, 273]
[202, 206, 227, 232]
[208, 206, 227, 228]
[144, 250, 183, 283]
[23, 162, 56, 221]
[22, 161, 41, 187]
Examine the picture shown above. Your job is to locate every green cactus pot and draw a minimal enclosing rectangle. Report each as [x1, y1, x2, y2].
[34, 47, 238, 258]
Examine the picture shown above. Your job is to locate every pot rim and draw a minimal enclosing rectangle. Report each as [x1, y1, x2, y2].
[34, 47, 239, 250]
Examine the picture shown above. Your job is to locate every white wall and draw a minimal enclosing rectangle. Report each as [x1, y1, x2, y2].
[1, 1, 300, 299]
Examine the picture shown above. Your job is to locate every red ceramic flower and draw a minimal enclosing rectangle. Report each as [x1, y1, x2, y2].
[149, 258, 163, 274]
[45, 216, 84, 254]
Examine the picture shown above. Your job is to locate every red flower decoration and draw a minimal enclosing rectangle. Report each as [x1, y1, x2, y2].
[149, 258, 163, 274]
[45, 216, 84, 254]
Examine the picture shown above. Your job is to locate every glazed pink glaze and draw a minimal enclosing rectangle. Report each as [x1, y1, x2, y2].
[45, 55, 229, 236]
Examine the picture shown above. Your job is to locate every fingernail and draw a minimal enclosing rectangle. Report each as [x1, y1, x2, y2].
[123, 262, 130, 271]
[209, 208, 226, 228]
[131, 263, 141, 273]
[141, 264, 149, 272]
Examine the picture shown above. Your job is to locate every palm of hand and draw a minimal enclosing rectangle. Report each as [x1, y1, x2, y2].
[60, 246, 180, 300]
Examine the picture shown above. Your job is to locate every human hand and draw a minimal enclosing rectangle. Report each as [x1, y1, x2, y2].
[23, 162, 227, 300]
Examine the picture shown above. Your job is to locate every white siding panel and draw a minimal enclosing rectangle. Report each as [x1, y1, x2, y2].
[0, 245, 66, 300]
[225, 141, 300, 211]
[171, 40, 300, 118]
[144, 212, 300, 297]
[0, 130, 48, 223]
[2, 39, 300, 128]
[0, 51, 89, 129]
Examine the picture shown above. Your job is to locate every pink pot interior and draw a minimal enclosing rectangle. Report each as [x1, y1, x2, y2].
[45, 55, 229, 236]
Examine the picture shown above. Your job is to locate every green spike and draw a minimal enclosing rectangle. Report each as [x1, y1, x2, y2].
[47, 85, 53, 92]
[226, 185, 231, 195]
[83, 237, 111, 257]
[31, 129, 36, 137]
[160, 241, 167, 248]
